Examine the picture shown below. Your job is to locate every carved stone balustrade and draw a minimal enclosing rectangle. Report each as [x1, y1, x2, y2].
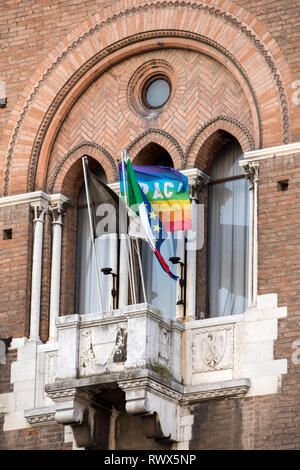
[183, 294, 287, 397]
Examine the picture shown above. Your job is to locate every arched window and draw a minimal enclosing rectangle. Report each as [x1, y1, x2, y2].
[75, 161, 116, 314]
[75, 148, 182, 319]
[208, 138, 249, 317]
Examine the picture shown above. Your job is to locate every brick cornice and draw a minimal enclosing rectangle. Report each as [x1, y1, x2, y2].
[2, 0, 292, 196]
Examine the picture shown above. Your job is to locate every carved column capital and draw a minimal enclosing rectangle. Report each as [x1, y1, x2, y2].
[49, 206, 64, 224]
[239, 160, 259, 189]
[185, 169, 210, 200]
[49, 194, 69, 223]
[30, 202, 48, 222]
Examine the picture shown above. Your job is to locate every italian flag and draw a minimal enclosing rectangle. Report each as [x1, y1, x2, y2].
[124, 158, 178, 281]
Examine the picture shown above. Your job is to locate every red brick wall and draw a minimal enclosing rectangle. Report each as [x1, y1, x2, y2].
[0, 0, 299, 451]
[190, 398, 243, 450]
[0, 415, 72, 450]
[189, 152, 300, 450]
[0, 0, 116, 133]
[0, 0, 299, 145]
[0, 204, 32, 339]
[0, 0, 298, 196]
[47, 48, 253, 183]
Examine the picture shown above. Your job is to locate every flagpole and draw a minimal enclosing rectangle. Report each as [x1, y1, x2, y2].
[134, 238, 147, 303]
[121, 148, 137, 304]
[122, 148, 147, 304]
[126, 238, 134, 304]
[82, 156, 103, 312]
[119, 153, 134, 304]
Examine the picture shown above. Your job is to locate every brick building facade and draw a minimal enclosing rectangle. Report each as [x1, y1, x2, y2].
[0, 0, 299, 450]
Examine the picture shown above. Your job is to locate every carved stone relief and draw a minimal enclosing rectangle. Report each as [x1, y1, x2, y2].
[45, 351, 58, 384]
[113, 329, 127, 363]
[192, 325, 234, 372]
[158, 327, 170, 367]
[79, 324, 127, 377]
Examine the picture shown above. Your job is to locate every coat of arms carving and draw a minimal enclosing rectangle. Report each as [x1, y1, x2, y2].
[192, 326, 233, 372]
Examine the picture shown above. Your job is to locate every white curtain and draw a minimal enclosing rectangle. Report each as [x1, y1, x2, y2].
[208, 141, 249, 317]
[75, 188, 114, 314]
[141, 232, 179, 319]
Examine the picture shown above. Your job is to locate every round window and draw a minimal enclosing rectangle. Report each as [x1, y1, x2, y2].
[142, 76, 171, 109]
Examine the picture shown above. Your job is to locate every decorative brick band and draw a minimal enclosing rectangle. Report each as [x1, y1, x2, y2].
[185, 115, 256, 167]
[47, 141, 117, 193]
[127, 128, 185, 168]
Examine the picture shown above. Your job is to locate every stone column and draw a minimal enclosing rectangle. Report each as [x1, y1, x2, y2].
[185, 169, 210, 320]
[29, 202, 48, 342]
[118, 234, 129, 308]
[239, 160, 259, 307]
[48, 196, 68, 341]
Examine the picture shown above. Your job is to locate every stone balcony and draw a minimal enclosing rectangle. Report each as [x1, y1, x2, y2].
[45, 303, 184, 448]
[20, 293, 286, 449]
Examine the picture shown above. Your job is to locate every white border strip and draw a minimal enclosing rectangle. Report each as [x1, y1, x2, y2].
[0, 191, 68, 208]
[243, 141, 300, 162]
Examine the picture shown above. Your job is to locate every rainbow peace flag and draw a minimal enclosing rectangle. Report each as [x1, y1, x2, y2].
[118, 164, 192, 232]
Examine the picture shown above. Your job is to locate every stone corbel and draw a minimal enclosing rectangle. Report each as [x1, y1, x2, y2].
[118, 377, 181, 442]
[46, 387, 110, 449]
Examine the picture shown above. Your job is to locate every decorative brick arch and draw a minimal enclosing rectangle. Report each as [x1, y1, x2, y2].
[185, 115, 255, 170]
[127, 129, 184, 169]
[48, 142, 116, 196]
[1, 0, 294, 196]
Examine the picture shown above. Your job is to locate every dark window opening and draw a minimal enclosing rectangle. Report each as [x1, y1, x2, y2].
[277, 180, 289, 191]
[133, 142, 173, 167]
[3, 229, 12, 240]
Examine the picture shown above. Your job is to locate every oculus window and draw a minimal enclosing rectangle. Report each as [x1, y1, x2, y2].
[142, 75, 171, 109]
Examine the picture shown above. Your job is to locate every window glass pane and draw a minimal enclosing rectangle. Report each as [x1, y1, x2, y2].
[145, 79, 170, 108]
[141, 232, 179, 319]
[208, 148, 249, 317]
